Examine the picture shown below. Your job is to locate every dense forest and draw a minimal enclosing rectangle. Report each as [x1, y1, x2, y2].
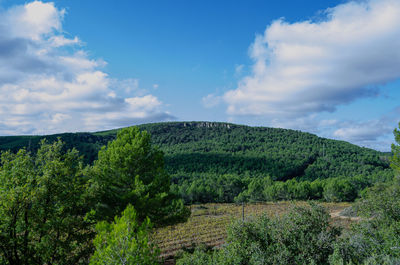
[0, 122, 393, 203]
[0, 122, 392, 204]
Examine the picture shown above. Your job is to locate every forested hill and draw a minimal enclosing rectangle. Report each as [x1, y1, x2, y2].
[0, 121, 390, 182]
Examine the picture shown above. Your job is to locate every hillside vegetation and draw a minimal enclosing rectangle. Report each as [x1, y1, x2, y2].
[0, 122, 393, 203]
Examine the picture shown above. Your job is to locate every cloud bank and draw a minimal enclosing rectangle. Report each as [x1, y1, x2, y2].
[331, 106, 400, 149]
[224, 0, 400, 117]
[0, 1, 172, 135]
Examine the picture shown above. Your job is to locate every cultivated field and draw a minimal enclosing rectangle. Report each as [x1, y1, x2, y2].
[151, 201, 353, 263]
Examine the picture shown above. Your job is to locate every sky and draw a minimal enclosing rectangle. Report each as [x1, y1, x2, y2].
[0, 0, 399, 151]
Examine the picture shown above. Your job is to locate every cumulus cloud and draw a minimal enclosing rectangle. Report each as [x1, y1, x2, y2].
[0, 1, 172, 135]
[224, 0, 400, 117]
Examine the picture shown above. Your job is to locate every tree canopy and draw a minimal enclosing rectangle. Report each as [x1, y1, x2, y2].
[0, 128, 191, 264]
[90, 127, 190, 226]
[0, 140, 94, 264]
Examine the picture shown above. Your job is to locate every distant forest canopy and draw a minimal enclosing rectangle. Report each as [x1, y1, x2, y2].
[0, 122, 393, 203]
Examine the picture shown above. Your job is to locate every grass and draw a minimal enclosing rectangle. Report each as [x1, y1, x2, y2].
[151, 201, 353, 262]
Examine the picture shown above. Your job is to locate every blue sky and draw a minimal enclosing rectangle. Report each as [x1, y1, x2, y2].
[0, 0, 399, 151]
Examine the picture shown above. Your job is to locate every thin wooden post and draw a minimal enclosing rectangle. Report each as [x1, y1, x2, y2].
[242, 202, 244, 221]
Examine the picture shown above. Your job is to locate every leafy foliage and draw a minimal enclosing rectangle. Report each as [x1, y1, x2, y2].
[214, 172, 390, 204]
[0, 129, 191, 264]
[89, 127, 190, 226]
[390, 122, 400, 174]
[90, 204, 159, 265]
[0, 140, 94, 264]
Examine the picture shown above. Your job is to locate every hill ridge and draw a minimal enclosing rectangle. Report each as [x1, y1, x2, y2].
[0, 121, 390, 181]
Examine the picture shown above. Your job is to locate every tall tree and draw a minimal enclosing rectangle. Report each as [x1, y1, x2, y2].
[90, 127, 190, 226]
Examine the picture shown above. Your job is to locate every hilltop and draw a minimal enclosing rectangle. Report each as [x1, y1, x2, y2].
[0, 121, 390, 182]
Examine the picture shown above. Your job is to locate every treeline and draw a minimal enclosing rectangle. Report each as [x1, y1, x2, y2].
[172, 170, 393, 204]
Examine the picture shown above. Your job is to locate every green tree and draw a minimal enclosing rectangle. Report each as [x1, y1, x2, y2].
[0, 140, 94, 265]
[391, 122, 400, 173]
[90, 204, 159, 265]
[90, 127, 190, 226]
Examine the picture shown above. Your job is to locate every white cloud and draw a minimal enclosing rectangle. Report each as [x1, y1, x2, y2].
[332, 118, 395, 151]
[333, 120, 391, 142]
[0, 1, 172, 135]
[331, 107, 400, 150]
[224, 0, 400, 117]
[5, 1, 64, 40]
[49, 35, 80, 47]
[202, 93, 222, 108]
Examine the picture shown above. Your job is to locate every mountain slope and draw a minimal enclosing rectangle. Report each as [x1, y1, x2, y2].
[0, 121, 391, 182]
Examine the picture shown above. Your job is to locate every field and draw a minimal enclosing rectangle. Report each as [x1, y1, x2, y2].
[151, 201, 354, 263]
